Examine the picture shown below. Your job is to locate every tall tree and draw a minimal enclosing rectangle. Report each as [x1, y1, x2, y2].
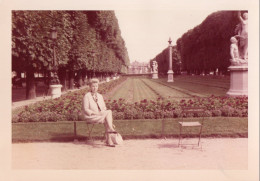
[176, 11, 246, 75]
[12, 10, 130, 99]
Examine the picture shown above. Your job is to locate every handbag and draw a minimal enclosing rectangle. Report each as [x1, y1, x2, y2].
[111, 133, 123, 145]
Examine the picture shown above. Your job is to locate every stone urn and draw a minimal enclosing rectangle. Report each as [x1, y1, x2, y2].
[106, 77, 110, 82]
[49, 84, 63, 99]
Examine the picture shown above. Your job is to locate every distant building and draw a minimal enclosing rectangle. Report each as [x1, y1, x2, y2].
[127, 61, 151, 74]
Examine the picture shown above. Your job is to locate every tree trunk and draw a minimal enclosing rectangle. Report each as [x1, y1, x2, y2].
[69, 70, 74, 89]
[43, 70, 50, 96]
[82, 69, 87, 86]
[100, 73, 103, 81]
[90, 71, 93, 79]
[99, 72, 102, 81]
[16, 70, 23, 87]
[77, 70, 83, 87]
[58, 68, 67, 92]
[26, 67, 36, 100]
[16, 70, 22, 78]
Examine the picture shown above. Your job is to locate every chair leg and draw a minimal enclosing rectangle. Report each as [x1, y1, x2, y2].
[198, 125, 203, 146]
[103, 132, 107, 143]
[86, 124, 95, 141]
[198, 135, 201, 146]
[73, 122, 78, 142]
[178, 126, 182, 147]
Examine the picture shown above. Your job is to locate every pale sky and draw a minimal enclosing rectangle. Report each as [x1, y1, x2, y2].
[115, 10, 217, 63]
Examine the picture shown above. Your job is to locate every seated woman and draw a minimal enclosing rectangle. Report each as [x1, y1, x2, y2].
[81, 78, 117, 147]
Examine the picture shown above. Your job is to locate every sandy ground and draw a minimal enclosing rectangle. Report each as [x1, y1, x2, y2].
[12, 138, 247, 170]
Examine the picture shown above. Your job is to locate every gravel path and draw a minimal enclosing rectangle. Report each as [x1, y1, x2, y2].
[12, 138, 247, 170]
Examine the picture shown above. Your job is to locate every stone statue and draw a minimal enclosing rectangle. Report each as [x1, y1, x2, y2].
[151, 60, 158, 79]
[152, 60, 158, 73]
[227, 12, 248, 97]
[230, 36, 247, 66]
[235, 11, 248, 60]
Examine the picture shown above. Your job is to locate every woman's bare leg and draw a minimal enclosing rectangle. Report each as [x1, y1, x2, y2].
[104, 110, 115, 132]
[103, 110, 116, 145]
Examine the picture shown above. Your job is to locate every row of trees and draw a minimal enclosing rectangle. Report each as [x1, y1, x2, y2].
[151, 11, 246, 76]
[12, 11, 130, 99]
[176, 11, 246, 75]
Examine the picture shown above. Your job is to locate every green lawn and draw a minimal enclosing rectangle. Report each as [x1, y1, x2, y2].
[12, 117, 248, 142]
[133, 78, 158, 102]
[109, 78, 134, 101]
[180, 75, 229, 87]
[153, 76, 229, 97]
[108, 78, 159, 102]
[142, 78, 193, 99]
[107, 76, 230, 103]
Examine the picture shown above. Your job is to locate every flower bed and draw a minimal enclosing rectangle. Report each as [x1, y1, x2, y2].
[12, 86, 248, 123]
[12, 77, 127, 123]
[107, 95, 248, 120]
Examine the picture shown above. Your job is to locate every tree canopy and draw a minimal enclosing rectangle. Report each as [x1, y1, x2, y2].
[12, 10, 130, 75]
[176, 11, 246, 75]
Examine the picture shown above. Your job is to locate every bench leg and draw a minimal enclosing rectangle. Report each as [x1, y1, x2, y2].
[74, 122, 78, 142]
[161, 119, 165, 138]
[86, 124, 95, 141]
[85, 123, 107, 144]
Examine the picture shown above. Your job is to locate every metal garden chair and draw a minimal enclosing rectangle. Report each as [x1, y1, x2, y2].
[74, 117, 105, 143]
[178, 107, 205, 147]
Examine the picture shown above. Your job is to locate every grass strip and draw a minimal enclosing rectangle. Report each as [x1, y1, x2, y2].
[147, 78, 201, 97]
[152, 78, 229, 97]
[12, 117, 248, 142]
[108, 78, 132, 101]
[132, 78, 158, 102]
[176, 76, 230, 86]
[142, 78, 193, 99]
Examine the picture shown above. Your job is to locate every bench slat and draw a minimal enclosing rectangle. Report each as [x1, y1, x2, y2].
[179, 122, 201, 126]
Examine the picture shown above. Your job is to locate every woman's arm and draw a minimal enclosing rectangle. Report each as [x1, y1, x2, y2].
[99, 94, 107, 111]
[83, 94, 98, 116]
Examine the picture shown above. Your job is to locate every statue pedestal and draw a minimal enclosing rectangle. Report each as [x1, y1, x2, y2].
[152, 73, 158, 79]
[226, 65, 248, 96]
[167, 70, 174, 82]
[49, 84, 63, 99]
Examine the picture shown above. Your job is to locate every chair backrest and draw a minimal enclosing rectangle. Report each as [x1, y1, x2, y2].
[181, 107, 206, 124]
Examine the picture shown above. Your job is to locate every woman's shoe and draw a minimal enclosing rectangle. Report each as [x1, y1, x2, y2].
[105, 132, 116, 147]
[106, 143, 116, 147]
